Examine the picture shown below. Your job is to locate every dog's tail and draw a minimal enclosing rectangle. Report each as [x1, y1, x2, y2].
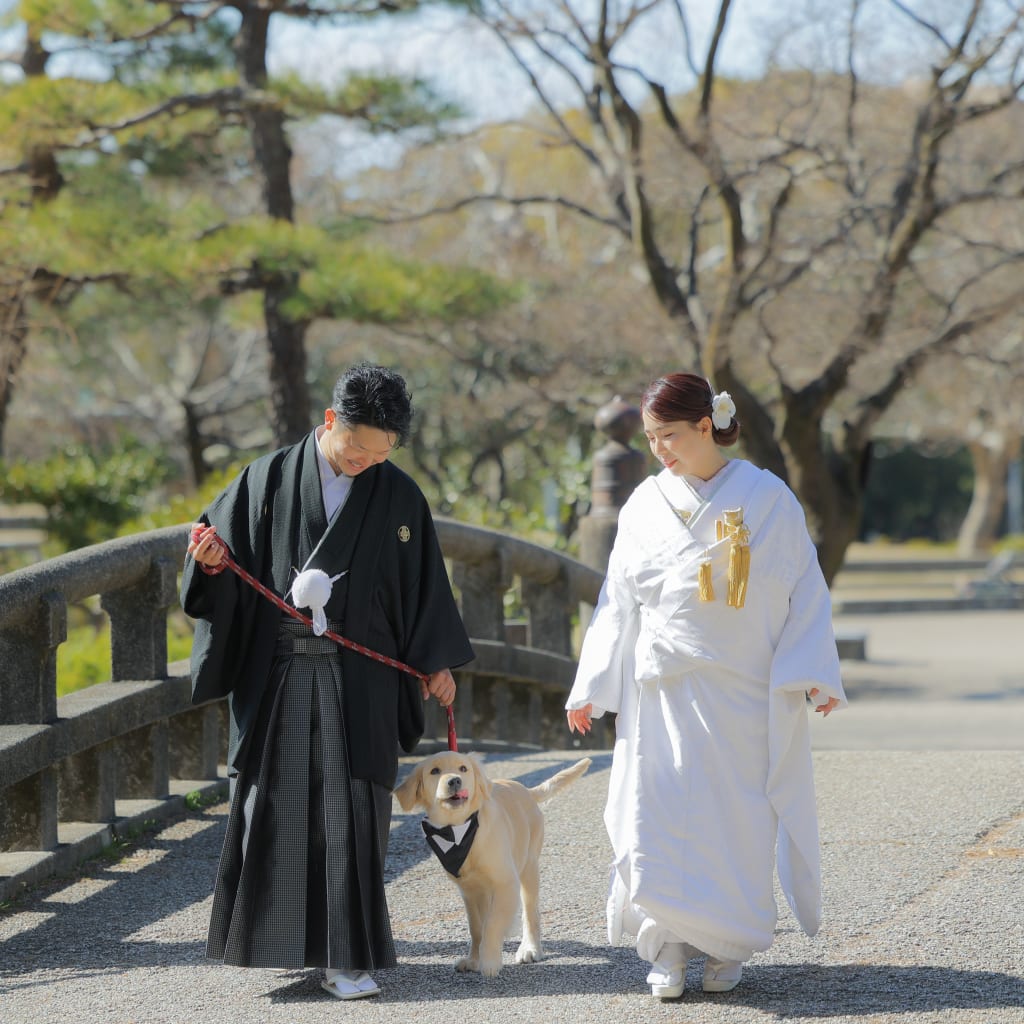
[529, 757, 592, 805]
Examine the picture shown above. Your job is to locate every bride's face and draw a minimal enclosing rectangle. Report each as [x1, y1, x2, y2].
[642, 411, 712, 476]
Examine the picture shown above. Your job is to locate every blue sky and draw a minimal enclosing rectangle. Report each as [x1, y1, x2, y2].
[264, 0, 942, 173]
[270, 2, 786, 124]
[0, 1, 968, 174]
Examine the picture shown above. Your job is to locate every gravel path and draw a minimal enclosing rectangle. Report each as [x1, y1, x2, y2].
[3, 608, 1023, 1022]
[2, 745, 1022, 1024]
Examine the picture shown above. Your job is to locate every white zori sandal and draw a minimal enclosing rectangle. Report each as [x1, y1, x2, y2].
[646, 942, 688, 999]
[702, 956, 743, 992]
[321, 969, 380, 1000]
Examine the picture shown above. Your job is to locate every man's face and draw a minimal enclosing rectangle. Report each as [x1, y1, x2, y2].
[322, 410, 396, 477]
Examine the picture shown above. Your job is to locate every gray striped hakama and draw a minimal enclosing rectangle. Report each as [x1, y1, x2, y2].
[207, 618, 396, 970]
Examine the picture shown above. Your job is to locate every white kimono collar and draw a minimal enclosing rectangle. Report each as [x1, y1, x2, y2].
[655, 461, 739, 533]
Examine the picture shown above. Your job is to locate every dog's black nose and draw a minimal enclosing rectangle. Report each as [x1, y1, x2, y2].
[446, 776, 462, 791]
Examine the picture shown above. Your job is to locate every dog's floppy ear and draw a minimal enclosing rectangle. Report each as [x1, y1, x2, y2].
[468, 753, 492, 801]
[394, 763, 425, 812]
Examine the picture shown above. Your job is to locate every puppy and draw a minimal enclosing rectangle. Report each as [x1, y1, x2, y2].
[394, 752, 591, 977]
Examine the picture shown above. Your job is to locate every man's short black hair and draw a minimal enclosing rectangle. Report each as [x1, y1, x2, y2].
[332, 363, 414, 447]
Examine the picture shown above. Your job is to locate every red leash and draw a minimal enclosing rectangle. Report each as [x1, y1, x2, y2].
[190, 527, 458, 751]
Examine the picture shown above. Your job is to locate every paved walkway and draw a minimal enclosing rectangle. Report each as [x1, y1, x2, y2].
[1, 610, 1022, 1024]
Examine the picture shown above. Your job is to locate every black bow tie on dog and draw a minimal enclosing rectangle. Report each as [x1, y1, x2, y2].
[421, 811, 480, 877]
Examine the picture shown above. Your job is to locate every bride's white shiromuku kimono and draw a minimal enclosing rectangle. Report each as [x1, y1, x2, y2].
[567, 460, 846, 965]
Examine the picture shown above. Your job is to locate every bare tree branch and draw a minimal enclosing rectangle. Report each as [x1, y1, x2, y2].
[698, 0, 733, 121]
[668, 0, 701, 79]
[848, 285, 1024, 449]
[360, 190, 627, 233]
[886, 0, 957, 50]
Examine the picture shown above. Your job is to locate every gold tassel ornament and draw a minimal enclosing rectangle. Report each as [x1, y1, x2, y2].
[698, 507, 751, 609]
[727, 530, 751, 607]
[721, 508, 751, 608]
[698, 551, 715, 602]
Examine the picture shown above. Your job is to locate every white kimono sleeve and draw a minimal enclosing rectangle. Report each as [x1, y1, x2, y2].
[767, 517, 847, 936]
[565, 542, 639, 719]
[769, 527, 846, 707]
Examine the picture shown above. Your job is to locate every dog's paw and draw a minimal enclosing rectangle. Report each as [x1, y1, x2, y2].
[478, 958, 503, 978]
[515, 942, 542, 965]
[455, 957, 479, 973]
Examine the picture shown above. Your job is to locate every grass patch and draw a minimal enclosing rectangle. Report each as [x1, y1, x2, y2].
[57, 608, 195, 697]
[184, 788, 223, 812]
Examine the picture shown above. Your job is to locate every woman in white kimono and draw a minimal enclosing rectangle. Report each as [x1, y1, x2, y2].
[566, 373, 845, 999]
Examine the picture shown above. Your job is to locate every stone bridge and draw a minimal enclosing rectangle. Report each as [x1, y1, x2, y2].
[2, 525, 1023, 1022]
[0, 519, 608, 902]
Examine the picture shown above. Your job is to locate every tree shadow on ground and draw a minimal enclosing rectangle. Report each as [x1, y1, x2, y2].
[712, 962, 1024, 1017]
[266, 942, 1024, 1016]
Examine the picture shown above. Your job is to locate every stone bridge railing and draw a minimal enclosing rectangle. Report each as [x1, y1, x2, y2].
[0, 521, 605, 901]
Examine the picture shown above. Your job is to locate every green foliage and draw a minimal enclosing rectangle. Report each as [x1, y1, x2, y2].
[110, 13, 238, 83]
[23, 205, 517, 318]
[0, 75, 147, 156]
[57, 609, 194, 697]
[117, 462, 248, 535]
[55, 619, 110, 695]
[19, 0, 177, 39]
[0, 438, 176, 551]
[184, 788, 223, 812]
[272, 72, 462, 132]
[861, 444, 974, 542]
[289, 244, 518, 322]
[12, 162, 169, 276]
[994, 534, 1024, 553]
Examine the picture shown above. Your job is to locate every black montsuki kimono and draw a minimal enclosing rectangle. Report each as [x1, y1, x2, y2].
[181, 431, 474, 970]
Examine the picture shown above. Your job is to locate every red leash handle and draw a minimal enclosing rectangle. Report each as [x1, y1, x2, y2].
[190, 526, 458, 751]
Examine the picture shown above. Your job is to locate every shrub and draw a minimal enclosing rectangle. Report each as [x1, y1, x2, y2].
[0, 438, 176, 552]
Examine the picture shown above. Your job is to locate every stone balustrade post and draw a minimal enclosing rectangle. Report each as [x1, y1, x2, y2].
[118, 721, 171, 800]
[0, 768, 57, 852]
[452, 553, 505, 641]
[59, 741, 117, 824]
[522, 569, 571, 656]
[521, 570, 572, 746]
[452, 553, 506, 744]
[101, 557, 178, 681]
[169, 705, 222, 781]
[0, 592, 65, 852]
[0, 590, 66, 725]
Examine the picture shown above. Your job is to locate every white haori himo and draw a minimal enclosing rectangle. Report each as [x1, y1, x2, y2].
[566, 461, 846, 964]
[290, 567, 345, 636]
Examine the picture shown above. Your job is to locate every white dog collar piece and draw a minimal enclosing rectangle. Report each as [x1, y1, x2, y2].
[421, 812, 480, 877]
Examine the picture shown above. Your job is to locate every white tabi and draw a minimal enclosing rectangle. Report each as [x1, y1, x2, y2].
[567, 460, 847, 965]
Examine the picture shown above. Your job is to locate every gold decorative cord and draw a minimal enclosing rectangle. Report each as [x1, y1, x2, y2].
[701, 507, 750, 608]
[698, 551, 715, 602]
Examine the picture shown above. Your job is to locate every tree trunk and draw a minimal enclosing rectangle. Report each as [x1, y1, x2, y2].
[0, 315, 30, 457]
[236, 3, 311, 447]
[777, 400, 863, 587]
[0, 38, 64, 457]
[957, 438, 1017, 556]
[182, 401, 206, 488]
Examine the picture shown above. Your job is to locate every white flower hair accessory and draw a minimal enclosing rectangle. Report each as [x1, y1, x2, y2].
[711, 391, 736, 430]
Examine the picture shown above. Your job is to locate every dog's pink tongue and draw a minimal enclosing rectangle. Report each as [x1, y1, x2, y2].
[457, 790, 469, 800]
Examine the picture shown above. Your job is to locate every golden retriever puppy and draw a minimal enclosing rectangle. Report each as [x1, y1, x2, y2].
[394, 752, 591, 977]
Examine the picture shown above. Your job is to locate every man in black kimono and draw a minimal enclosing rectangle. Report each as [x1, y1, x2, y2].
[182, 363, 474, 1000]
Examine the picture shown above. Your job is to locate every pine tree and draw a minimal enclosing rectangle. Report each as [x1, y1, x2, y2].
[0, 0, 503, 453]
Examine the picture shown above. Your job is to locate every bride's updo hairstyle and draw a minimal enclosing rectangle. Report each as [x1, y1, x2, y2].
[640, 373, 741, 447]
